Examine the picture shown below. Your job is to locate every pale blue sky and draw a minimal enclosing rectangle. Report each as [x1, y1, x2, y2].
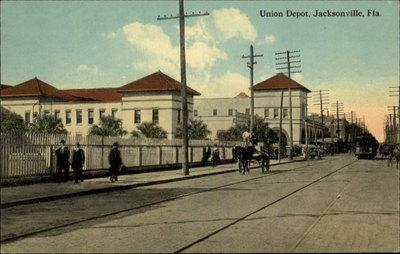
[1, 0, 399, 140]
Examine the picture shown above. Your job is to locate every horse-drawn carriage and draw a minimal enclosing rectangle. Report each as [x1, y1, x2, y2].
[234, 133, 270, 174]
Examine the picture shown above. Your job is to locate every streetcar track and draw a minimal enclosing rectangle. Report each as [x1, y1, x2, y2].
[0, 158, 339, 244]
[174, 159, 357, 253]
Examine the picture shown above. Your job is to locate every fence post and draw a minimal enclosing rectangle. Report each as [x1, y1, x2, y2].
[159, 146, 162, 165]
[175, 146, 179, 164]
[49, 145, 54, 174]
[222, 146, 226, 160]
[138, 146, 142, 166]
[101, 135, 104, 169]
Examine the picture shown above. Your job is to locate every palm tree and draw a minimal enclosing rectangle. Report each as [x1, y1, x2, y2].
[89, 116, 127, 136]
[134, 122, 167, 139]
[29, 114, 67, 134]
[176, 119, 211, 140]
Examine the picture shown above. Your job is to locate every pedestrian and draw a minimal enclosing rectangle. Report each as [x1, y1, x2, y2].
[211, 144, 220, 167]
[71, 142, 85, 183]
[55, 139, 70, 182]
[108, 142, 122, 182]
[201, 145, 211, 165]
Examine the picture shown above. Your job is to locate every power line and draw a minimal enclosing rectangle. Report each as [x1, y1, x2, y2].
[275, 50, 301, 160]
[157, 0, 209, 175]
[242, 45, 263, 132]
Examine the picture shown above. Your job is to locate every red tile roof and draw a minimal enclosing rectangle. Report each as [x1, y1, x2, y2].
[64, 88, 122, 102]
[235, 92, 249, 98]
[253, 73, 311, 92]
[118, 71, 201, 96]
[0, 77, 78, 101]
[0, 84, 12, 90]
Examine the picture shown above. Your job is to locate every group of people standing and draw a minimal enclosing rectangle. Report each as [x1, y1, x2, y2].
[55, 140, 123, 183]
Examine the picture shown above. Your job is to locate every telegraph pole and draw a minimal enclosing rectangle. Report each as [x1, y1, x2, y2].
[389, 86, 399, 144]
[304, 95, 310, 158]
[312, 90, 329, 145]
[387, 106, 398, 144]
[242, 45, 263, 132]
[332, 101, 344, 144]
[278, 90, 284, 162]
[157, 0, 209, 175]
[275, 50, 301, 160]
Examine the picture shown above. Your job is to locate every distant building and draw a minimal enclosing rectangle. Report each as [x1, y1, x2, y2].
[0, 71, 200, 138]
[194, 73, 327, 144]
[193, 92, 251, 139]
[253, 73, 311, 144]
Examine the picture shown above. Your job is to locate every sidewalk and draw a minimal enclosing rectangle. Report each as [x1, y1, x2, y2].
[0, 158, 304, 208]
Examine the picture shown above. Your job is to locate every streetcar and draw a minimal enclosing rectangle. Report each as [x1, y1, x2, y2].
[354, 133, 379, 159]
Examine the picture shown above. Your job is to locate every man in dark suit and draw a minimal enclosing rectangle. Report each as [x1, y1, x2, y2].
[71, 142, 85, 183]
[55, 139, 70, 182]
[108, 142, 122, 182]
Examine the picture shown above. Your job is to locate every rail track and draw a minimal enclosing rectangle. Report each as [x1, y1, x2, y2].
[1, 157, 352, 245]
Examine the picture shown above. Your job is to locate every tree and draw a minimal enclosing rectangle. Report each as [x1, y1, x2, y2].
[134, 122, 167, 139]
[0, 106, 26, 134]
[216, 116, 278, 145]
[176, 119, 211, 140]
[89, 116, 127, 136]
[29, 114, 67, 134]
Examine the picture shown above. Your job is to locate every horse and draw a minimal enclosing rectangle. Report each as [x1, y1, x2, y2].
[235, 146, 270, 174]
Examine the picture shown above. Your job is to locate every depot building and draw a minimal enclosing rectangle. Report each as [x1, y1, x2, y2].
[0, 71, 200, 139]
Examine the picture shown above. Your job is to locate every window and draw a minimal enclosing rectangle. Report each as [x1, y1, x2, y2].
[194, 110, 198, 117]
[88, 110, 94, 124]
[245, 108, 250, 115]
[213, 109, 217, 116]
[66, 110, 71, 124]
[283, 108, 288, 118]
[264, 108, 269, 118]
[99, 109, 106, 120]
[177, 109, 181, 123]
[76, 110, 82, 124]
[152, 109, 159, 124]
[134, 110, 141, 124]
[24, 111, 30, 124]
[44, 110, 50, 116]
[228, 109, 233, 116]
[111, 109, 117, 119]
[273, 108, 279, 119]
[54, 110, 60, 120]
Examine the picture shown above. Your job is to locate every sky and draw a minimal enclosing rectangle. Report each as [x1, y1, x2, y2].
[1, 0, 399, 141]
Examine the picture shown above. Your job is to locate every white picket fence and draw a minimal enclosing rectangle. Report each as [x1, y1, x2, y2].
[0, 133, 242, 179]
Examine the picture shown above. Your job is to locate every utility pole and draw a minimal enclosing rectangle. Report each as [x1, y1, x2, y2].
[312, 90, 329, 145]
[332, 101, 344, 144]
[278, 90, 284, 163]
[312, 114, 317, 144]
[275, 50, 301, 160]
[158, 0, 209, 175]
[389, 86, 399, 144]
[387, 106, 398, 144]
[242, 45, 263, 132]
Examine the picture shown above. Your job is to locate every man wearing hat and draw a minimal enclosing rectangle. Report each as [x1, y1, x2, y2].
[71, 142, 85, 183]
[55, 139, 70, 182]
[108, 142, 122, 182]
